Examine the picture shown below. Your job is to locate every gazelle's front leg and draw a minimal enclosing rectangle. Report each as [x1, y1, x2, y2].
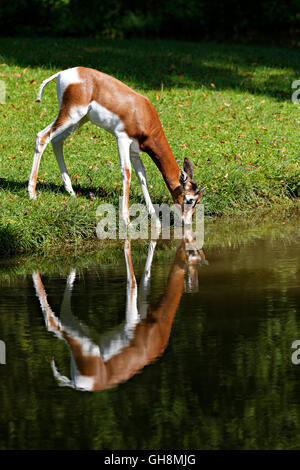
[124, 239, 139, 332]
[130, 151, 155, 215]
[60, 268, 76, 314]
[138, 240, 157, 319]
[130, 151, 161, 230]
[117, 135, 132, 226]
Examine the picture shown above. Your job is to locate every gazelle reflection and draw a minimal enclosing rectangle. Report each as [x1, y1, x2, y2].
[33, 233, 206, 392]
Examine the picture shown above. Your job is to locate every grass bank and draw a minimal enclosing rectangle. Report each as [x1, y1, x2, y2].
[0, 38, 299, 256]
[1, 208, 299, 281]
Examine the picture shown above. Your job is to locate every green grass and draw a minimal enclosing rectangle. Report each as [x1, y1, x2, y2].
[0, 37, 299, 255]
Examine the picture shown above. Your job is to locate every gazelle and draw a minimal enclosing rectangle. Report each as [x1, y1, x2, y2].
[33, 234, 206, 392]
[28, 67, 204, 224]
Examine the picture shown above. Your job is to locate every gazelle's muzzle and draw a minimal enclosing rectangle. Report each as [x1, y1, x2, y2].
[182, 204, 195, 225]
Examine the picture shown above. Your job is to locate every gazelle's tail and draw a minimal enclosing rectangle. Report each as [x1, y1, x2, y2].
[36, 71, 60, 102]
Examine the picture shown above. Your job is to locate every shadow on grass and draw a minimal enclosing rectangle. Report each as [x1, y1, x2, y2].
[0, 178, 176, 210]
[0, 178, 112, 200]
[1, 37, 299, 100]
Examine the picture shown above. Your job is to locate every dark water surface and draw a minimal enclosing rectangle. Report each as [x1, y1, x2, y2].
[0, 216, 300, 450]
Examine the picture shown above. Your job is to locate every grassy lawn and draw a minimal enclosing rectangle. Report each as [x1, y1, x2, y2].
[0, 37, 299, 255]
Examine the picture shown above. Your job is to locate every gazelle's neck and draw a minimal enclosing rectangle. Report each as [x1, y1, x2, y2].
[140, 128, 181, 200]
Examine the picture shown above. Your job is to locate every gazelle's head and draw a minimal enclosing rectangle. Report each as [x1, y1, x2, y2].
[176, 158, 204, 225]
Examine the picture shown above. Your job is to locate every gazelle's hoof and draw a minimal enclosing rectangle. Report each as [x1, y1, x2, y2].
[122, 217, 131, 227]
[153, 216, 161, 230]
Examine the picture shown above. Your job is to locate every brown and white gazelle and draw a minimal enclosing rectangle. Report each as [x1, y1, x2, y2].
[33, 235, 206, 391]
[28, 67, 204, 224]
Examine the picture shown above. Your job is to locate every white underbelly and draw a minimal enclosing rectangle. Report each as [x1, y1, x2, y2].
[88, 100, 125, 136]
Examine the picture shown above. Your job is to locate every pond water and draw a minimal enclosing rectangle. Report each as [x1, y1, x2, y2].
[0, 214, 300, 450]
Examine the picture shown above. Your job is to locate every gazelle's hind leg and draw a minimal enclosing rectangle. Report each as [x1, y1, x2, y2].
[51, 116, 87, 196]
[28, 107, 88, 199]
[28, 120, 55, 199]
[52, 138, 75, 196]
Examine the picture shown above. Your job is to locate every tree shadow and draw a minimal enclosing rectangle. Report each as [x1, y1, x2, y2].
[1, 37, 299, 100]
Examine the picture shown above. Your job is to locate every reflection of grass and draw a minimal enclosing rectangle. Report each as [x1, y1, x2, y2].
[0, 208, 299, 282]
[204, 205, 300, 248]
[0, 38, 300, 255]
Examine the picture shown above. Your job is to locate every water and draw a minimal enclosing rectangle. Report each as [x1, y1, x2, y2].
[0, 216, 300, 450]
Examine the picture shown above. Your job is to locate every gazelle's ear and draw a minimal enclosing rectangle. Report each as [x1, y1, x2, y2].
[197, 187, 205, 201]
[183, 158, 193, 180]
[179, 169, 188, 186]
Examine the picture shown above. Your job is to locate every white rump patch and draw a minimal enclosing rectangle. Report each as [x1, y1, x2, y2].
[56, 67, 82, 106]
[75, 375, 95, 391]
